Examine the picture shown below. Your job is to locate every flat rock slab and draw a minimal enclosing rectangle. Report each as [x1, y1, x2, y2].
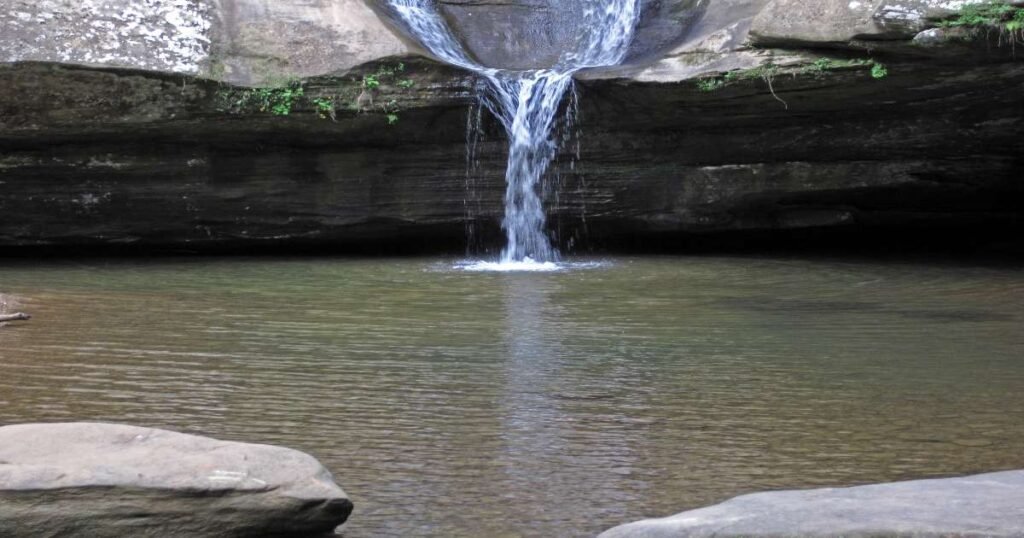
[600, 470, 1024, 537]
[0, 422, 352, 537]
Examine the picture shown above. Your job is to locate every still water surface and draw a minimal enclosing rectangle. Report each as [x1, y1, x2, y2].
[1, 256, 1023, 537]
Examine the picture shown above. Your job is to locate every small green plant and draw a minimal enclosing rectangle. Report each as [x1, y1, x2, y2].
[313, 97, 336, 120]
[380, 99, 401, 125]
[696, 78, 725, 92]
[808, 57, 838, 73]
[216, 79, 305, 116]
[871, 62, 889, 79]
[352, 63, 418, 126]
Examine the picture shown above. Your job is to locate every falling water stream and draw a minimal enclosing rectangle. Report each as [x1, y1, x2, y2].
[386, 0, 640, 266]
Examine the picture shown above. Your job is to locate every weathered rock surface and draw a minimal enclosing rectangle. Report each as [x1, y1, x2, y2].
[598, 470, 1024, 537]
[0, 0, 1022, 254]
[0, 422, 353, 537]
[211, 0, 414, 85]
[750, 0, 1024, 46]
[0, 0, 413, 85]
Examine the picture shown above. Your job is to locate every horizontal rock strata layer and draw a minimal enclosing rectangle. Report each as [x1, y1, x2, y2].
[0, 0, 1022, 254]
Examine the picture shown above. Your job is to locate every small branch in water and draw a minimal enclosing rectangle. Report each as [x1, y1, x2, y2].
[0, 313, 31, 323]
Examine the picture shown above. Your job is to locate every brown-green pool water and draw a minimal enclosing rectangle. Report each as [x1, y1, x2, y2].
[1, 256, 1022, 537]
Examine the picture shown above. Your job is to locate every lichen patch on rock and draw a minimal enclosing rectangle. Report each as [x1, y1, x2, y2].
[0, 0, 212, 74]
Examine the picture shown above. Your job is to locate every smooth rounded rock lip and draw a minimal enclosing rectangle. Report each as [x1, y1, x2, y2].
[0, 422, 353, 537]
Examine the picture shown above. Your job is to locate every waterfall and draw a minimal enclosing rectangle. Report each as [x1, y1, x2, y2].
[386, 0, 640, 264]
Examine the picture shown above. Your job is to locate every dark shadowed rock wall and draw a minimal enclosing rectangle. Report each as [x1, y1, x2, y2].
[0, 0, 1022, 255]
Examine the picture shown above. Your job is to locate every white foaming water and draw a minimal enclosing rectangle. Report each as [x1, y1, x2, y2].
[454, 258, 609, 273]
[386, 0, 640, 269]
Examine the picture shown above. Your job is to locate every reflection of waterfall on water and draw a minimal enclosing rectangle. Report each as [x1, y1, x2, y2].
[495, 274, 646, 527]
[385, 0, 640, 265]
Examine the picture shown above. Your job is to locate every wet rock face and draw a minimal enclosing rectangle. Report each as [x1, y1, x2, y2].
[373, 0, 706, 69]
[0, 423, 353, 537]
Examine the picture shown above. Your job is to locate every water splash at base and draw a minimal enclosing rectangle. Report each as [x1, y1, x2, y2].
[454, 258, 609, 273]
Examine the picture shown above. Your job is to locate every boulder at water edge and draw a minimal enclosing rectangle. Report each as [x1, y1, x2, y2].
[599, 470, 1024, 537]
[0, 422, 353, 537]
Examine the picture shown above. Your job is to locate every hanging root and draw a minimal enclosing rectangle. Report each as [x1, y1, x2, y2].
[763, 73, 788, 110]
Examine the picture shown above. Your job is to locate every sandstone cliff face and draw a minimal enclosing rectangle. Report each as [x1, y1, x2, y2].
[0, 0, 414, 85]
[0, 0, 1021, 254]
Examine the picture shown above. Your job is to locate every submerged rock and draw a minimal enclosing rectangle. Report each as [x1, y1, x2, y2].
[599, 470, 1024, 537]
[0, 423, 353, 537]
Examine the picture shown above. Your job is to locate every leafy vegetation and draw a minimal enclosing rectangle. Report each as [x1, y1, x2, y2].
[803, 57, 873, 75]
[871, 62, 889, 79]
[313, 97, 336, 120]
[693, 56, 890, 108]
[214, 62, 418, 125]
[216, 80, 305, 116]
[362, 74, 381, 90]
[696, 78, 725, 92]
[938, 1, 1024, 31]
[351, 62, 416, 124]
[692, 62, 786, 107]
[936, 1, 1024, 44]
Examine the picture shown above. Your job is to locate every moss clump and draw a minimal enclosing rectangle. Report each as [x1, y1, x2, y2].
[694, 57, 886, 93]
[693, 57, 890, 109]
[692, 63, 783, 99]
[802, 57, 873, 75]
[724, 62, 781, 83]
